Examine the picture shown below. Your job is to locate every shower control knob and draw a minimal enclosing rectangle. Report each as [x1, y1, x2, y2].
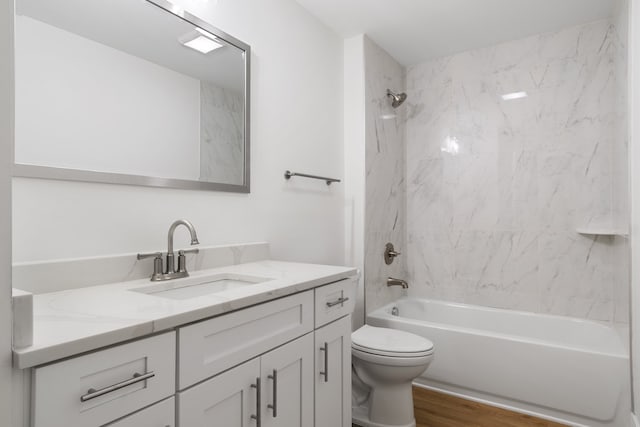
[384, 243, 401, 265]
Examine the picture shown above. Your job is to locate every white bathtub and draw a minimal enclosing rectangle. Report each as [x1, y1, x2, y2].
[367, 298, 630, 427]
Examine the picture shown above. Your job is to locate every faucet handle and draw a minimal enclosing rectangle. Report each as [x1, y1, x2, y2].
[384, 243, 401, 265]
[177, 248, 199, 274]
[137, 252, 162, 260]
[179, 248, 200, 255]
[137, 252, 164, 281]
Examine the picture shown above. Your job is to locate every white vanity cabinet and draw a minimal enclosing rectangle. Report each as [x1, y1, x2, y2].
[27, 275, 357, 427]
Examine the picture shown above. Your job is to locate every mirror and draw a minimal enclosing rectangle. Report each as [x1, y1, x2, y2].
[13, 0, 250, 192]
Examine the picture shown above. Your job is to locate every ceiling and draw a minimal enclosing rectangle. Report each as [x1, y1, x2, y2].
[295, 0, 618, 66]
[17, 0, 245, 92]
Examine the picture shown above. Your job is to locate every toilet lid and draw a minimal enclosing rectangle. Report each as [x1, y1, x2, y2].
[352, 325, 434, 357]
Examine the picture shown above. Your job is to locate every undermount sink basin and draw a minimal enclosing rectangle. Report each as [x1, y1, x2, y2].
[130, 273, 272, 300]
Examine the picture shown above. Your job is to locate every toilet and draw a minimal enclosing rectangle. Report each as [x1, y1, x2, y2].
[351, 325, 434, 427]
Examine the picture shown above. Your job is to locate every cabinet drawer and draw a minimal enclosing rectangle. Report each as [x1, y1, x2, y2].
[32, 332, 175, 427]
[178, 291, 313, 389]
[105, 397, 175, 427]
[314, 277, 356, 328]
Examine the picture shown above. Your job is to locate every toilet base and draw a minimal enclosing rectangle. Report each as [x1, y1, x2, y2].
[352, 405, 416, 427]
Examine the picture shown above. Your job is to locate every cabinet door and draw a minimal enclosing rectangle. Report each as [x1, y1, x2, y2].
[178, 358, 260, 427]
[261, 334, 314, 427]
[315, 315, 352, 427]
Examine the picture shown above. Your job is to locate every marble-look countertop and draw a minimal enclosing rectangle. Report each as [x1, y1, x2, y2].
[14, 260, 357, 369]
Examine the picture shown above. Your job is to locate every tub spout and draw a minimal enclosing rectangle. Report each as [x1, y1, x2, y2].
[387, 277, 408, 289]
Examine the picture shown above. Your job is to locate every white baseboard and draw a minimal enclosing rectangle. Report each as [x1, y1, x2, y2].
[632, 413, 640, 427]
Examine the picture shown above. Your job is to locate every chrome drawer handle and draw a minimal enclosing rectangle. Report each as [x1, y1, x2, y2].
[80, 371, 155, 402]
[320, 342, 329, 383]
[251, 377, 261, 426]
[268, 369, 277, 417]
[326, 297, 349, 307]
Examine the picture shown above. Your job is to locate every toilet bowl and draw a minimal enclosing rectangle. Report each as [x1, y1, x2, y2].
[351, 325, 434, 427]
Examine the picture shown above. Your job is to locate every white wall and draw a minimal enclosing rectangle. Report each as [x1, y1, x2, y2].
[12, 0, 345, 268]
[0, 0, 14, 424]
[343, 35, 365, 328]
[15, 15, 201, 180]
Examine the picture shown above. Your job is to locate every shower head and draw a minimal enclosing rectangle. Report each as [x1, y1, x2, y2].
[387, 89, 407, 108]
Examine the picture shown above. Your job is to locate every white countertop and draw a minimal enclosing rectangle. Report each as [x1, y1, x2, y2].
[14, 260, 357, 368]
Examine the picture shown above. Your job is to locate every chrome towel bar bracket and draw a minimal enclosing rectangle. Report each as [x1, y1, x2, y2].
[284, 170, 341, 185]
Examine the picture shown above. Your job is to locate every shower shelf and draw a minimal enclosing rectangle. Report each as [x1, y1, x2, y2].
[575, 228, 628, 237]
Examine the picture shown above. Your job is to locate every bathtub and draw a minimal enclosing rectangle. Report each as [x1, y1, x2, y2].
[367, 298, 630, 427]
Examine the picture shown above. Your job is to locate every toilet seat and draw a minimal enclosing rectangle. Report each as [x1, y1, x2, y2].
[352, 346, 433, 368]
[352, 343, 433, 358]
[352, 325, 434, 358]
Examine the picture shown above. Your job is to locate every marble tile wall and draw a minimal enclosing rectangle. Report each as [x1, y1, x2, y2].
[199, 82, 245, 185]
[364, 36, 409, 313]
[405, 19, 629, 322]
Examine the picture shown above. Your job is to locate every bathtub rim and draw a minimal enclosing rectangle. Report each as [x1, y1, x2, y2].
[368, 297, 629, 359]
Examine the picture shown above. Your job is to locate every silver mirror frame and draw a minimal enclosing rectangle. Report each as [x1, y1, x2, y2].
[12, 0, 251, 193]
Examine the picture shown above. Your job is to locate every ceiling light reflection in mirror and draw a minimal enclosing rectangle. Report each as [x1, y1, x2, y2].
[180, 28, 223, 54]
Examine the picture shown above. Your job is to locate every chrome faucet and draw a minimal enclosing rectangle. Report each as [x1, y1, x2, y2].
[387, 277, 408, 289]
[138, 219, 200, 281]
[166, 219, 200, 274]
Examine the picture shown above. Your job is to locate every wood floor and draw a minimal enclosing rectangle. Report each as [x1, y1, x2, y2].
[353, 387, 568, 427]
[412, 387, 568, 427]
